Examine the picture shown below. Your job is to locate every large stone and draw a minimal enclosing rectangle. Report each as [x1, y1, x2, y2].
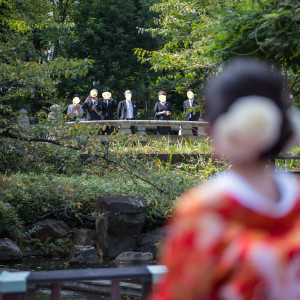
[69, 245, 99, 265]
[95, 196, 147, 259]
[32, 218, 70, 242]
[138, 227, 164, 258]
[115, 251, 153, 263]
[0, 239, 22, 261]
[72, 229, 95, 246]
[51, 246, 70, 257]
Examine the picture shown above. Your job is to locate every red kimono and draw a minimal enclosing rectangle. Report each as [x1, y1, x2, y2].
[151, 171, 300, 300]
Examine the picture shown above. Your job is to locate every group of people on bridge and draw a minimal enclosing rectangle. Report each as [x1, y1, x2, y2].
[67, 88, 201, 135]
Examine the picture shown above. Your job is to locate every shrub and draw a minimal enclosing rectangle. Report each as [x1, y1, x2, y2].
[0, 199, 21, 238]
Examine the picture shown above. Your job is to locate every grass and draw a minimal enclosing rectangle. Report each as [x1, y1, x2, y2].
[85, 135, 215, 156]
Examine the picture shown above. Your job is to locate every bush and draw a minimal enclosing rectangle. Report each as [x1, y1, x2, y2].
[0, 160, 218, 230]
[1, 173, 98, 228]
[0, 136, 230, 233]
[0, 199, 21, 238]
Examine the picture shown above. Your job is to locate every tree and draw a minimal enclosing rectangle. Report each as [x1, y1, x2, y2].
[136, 0, 300, 104]
[55, 0, 160, 114]
[0, 0, 93, 112]
[211, 0, 300, 104]
[135, 0, 226, 94]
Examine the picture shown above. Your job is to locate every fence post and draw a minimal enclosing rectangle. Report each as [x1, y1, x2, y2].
[119, 122, 132, 134]
[136, 126, 147, 136]
[0, 271, 31, 300]
[145, 265, 168, 299]
[180, 124, 193, 136]
[142, 281, 152, 300]
[51, 283, 61, 300]
[110, 280, 120, 300]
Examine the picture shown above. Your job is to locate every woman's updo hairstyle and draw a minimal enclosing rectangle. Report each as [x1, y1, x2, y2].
[205, 58, 294, 159]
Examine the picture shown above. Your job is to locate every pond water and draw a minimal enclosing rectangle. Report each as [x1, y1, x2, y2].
[0, 256, 115, 271]
[36, 288, 109, 300]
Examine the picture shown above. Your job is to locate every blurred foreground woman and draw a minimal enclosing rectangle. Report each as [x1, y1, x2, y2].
[151, 59, 300, 300]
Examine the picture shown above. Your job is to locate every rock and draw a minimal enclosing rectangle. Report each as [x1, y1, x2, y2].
[95, 196, 147, 259]
[32, 218, 70, 242]
[115, 251, 153, 263]
[69, 245, 99, 265]
[72, 229, 95, 246]
[0, 239, 22, 261]
[51, 246, 70, 257]
[138, 227, 164, 258]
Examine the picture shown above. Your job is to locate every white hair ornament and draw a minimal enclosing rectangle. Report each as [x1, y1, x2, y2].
[212, 96, 282, 162]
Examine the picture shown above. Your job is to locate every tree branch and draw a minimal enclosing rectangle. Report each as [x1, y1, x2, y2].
[102, 154, 168, 194]
[0, 128, 81, 150]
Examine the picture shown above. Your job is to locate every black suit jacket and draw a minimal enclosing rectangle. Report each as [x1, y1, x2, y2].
[154, 102, 173, 120]
[97, 98, 117, 120]
[183, 99, 200, 121]
[117, 100, 137, 119]
[82, 100, 101, 120]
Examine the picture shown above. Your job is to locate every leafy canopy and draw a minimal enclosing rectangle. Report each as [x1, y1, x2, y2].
[136, 0, 300, 102]
[0, 0, 93, 105]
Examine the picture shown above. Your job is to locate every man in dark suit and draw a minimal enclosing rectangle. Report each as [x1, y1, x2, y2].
[97, 87, 117, 134]
[183, 89, 200, 136]
[117, 90, 137, 133]
[82, 89, 101, 121]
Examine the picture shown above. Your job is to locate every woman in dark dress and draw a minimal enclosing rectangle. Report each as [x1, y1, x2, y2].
[154, 90, 173, 135]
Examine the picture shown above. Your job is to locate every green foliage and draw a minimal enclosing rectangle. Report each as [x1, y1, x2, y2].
[1, 119, 299, 237]
[135, 0, 224, 91]
[137, 0, 300, 104]
[0, 0, 93, 111]
[0, 133, 227, 233]
[108, 136, 214, 155]
[215, 1, 300, 68]
[1, 173, 97, 227]
[1, 0, 300, 245]
[275, 145, 300, 171]
[0, 111, 106, 173]
[0, 199, 21, 238]
[54, 0, 160, 113]
[20, 235, 73, 257]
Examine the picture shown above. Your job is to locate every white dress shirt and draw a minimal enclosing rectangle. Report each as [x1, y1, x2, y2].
[126, 100, 134, 119]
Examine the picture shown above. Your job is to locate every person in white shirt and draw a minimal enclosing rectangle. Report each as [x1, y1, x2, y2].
[67, 94, 83, 120]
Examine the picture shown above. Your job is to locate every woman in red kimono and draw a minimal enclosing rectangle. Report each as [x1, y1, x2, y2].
[151, 59, 300, 300]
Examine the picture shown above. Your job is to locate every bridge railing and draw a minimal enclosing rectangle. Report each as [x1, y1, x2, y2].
[0, 265, 167, 300]
[64, 119, 209, 136]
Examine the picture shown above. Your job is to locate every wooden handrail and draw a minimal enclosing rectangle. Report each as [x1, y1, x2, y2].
[27, 266, 153, 283]
[0, 265, 168, 300]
